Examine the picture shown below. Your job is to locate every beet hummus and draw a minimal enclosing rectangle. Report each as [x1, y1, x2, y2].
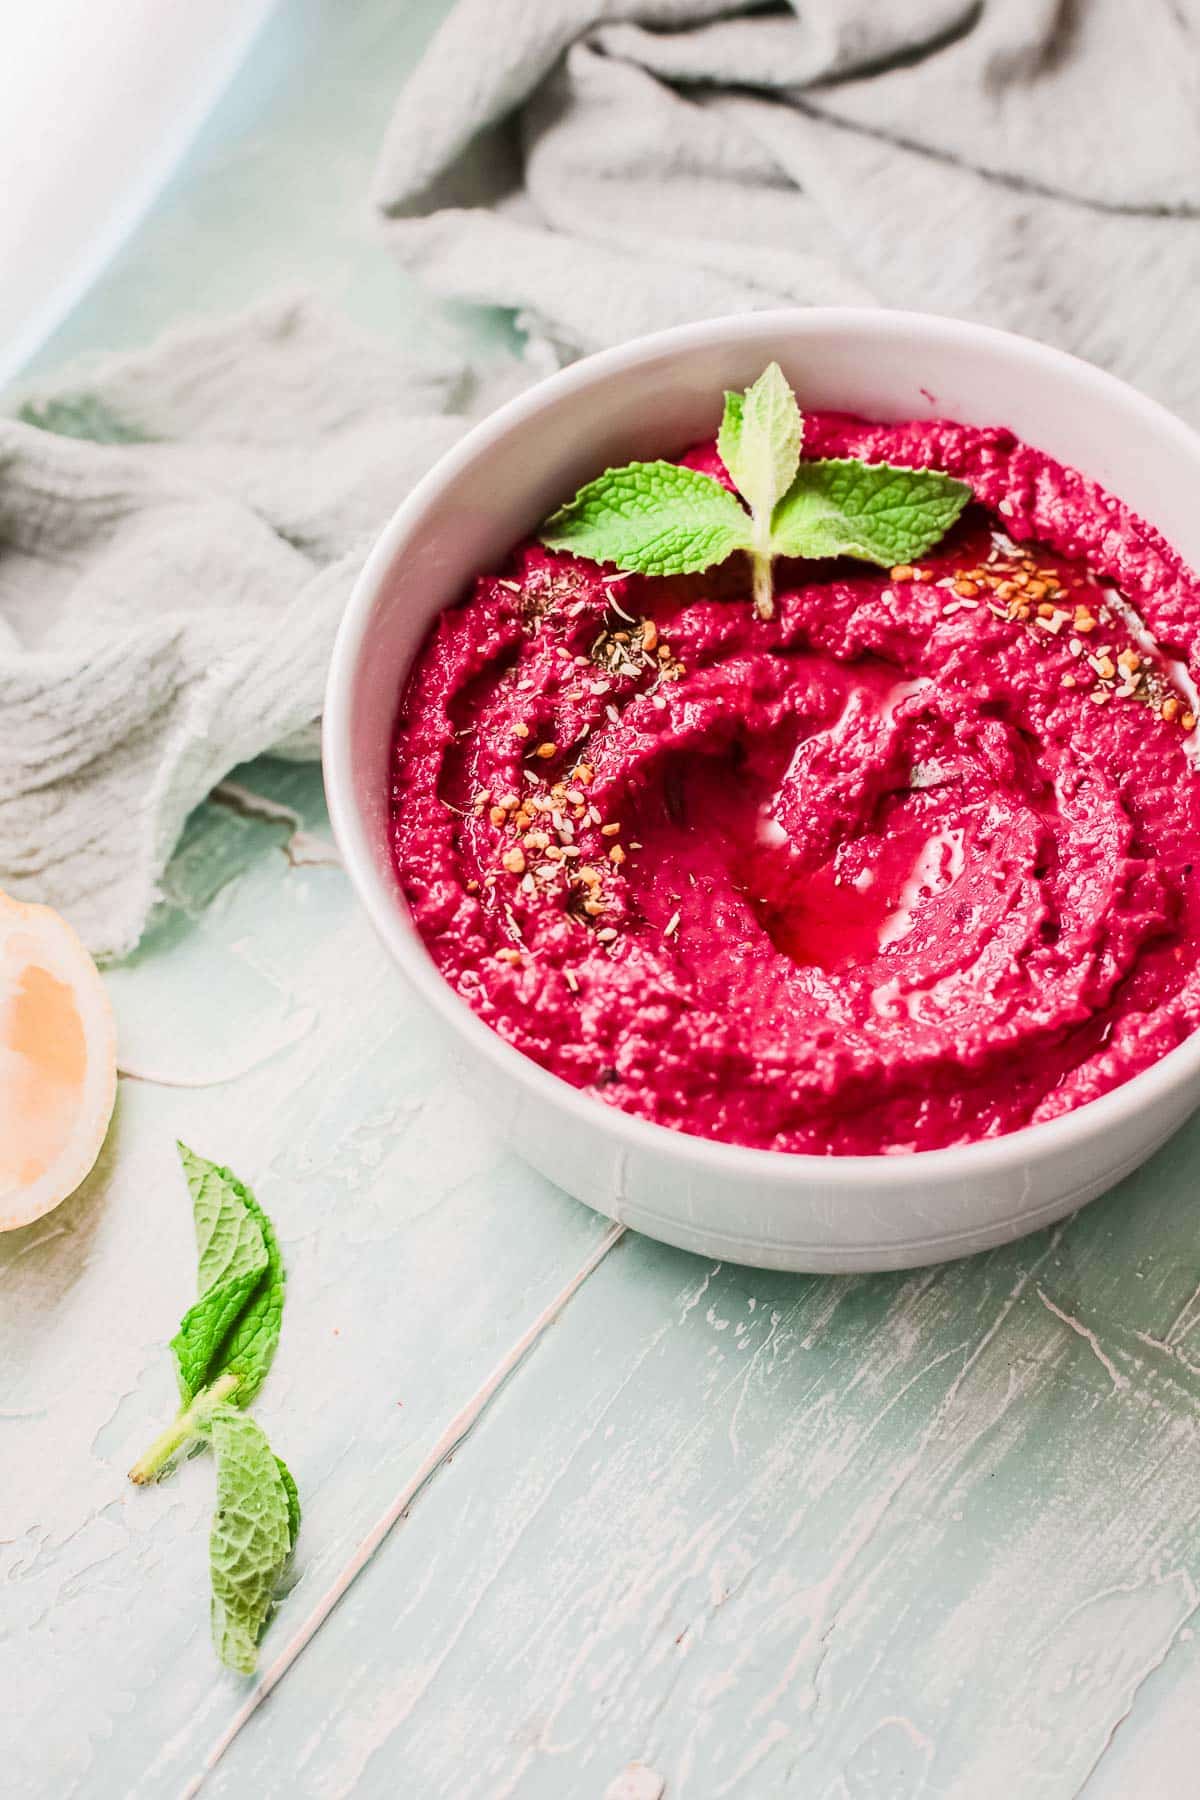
[389, 414, 1200, 1154]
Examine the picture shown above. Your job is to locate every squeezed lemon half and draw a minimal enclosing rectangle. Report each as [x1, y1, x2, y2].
[0, 890, 117, 1230]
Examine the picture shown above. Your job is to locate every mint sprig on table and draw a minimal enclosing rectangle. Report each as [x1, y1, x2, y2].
[540, 361, 972, 620]
[129, 1144, 298, 1675]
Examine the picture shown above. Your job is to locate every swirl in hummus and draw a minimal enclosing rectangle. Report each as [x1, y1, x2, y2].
[389, 414, 1200, 1154]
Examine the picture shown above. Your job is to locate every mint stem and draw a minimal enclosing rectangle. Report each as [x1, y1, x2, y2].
[128, 1371, 240, 1485]
[751, 550, 775, 622]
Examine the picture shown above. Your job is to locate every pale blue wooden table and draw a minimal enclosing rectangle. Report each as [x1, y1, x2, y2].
[5, 5, 1200, 1796]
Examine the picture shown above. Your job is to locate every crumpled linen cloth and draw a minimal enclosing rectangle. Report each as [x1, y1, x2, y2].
[1, 299, 472, 956]
[6, 0, 1199, 957]
[377, 0, 1200, 419]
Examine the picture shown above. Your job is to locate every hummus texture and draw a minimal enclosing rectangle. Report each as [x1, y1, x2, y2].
[390, 414, 1200, 1154]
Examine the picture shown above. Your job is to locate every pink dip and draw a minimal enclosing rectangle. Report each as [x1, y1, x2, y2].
[389, 414, 1200, 1155]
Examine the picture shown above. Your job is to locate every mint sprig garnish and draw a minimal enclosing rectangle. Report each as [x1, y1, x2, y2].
[540, 362, 972, 620]
[129, 1144, 298, 1675]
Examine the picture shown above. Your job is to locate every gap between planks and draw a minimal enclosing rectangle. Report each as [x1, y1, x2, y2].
[182, 1218, 628, 1798]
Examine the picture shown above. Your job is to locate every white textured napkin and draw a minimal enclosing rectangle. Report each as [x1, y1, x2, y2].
[2, 298, 471, 956]
[376, 0, 1200, 416]
[5, 0, 1198, 957]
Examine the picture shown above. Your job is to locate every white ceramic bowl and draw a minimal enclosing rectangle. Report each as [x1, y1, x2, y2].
[324, 309, 1200, 1272]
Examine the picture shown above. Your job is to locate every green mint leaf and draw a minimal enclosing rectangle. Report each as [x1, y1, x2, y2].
[718, 361, 802, 528]
[769, 458, 972, 567]
[208, 1406, 295, 1675]
[172, 1144, 269, 1406]
[209, 1174, 284, 1409]
[716, 389, 744, 481]
[275, 1455, 302, 1554]
[540, 460, 753, 577]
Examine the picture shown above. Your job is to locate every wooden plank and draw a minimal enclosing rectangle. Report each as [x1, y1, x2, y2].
[8, 2, 1200, 1792]
[172, 1118, 1200, 1799]
[0, 760, 608, 1797]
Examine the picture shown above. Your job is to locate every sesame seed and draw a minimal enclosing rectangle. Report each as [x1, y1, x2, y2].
[664, 910, 681, 937]
[596, 927, 618, 943]
[565, 968, 579, 992]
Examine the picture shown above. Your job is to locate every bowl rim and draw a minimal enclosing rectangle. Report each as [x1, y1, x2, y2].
[324, 304, 1200, 1186]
